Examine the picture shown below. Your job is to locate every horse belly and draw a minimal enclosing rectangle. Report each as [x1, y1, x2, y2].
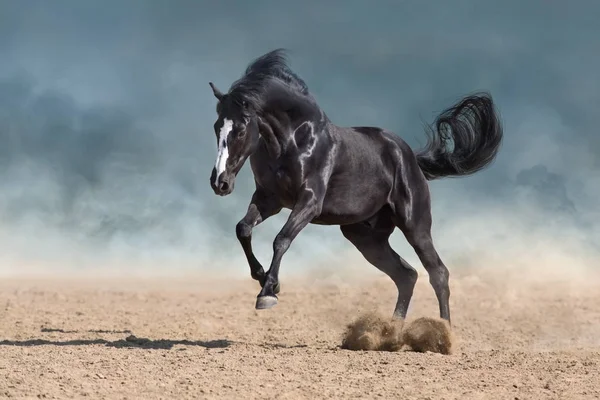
[311, 185, 388, 225]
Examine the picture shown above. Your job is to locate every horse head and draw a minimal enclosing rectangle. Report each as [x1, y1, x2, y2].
[208, 82, 261, 196]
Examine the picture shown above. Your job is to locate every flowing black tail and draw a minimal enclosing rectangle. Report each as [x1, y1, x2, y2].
[415, 92, 503, 180]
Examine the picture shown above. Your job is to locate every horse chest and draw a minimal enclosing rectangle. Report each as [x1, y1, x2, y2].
[254, 165, 296, 206]
[251, 146, 309, 208]
[273, 168, 295, 201]
[274, 168, 291, 186]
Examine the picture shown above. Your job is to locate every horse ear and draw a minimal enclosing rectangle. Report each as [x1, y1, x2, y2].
[209, 82, 224, 101]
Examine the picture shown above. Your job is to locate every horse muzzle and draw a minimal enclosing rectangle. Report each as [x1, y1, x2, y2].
[210, 168, 234, 196]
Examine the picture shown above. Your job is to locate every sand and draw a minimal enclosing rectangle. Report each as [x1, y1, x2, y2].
[1, 266, 600, 399]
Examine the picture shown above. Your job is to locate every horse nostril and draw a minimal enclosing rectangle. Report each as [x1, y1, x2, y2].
[219, 181, 229, 192]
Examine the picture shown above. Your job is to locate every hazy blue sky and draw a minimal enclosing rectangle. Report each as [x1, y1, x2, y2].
[0, 0, 598, 275]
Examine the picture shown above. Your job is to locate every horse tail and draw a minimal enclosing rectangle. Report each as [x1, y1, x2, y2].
[415, 92, 503, 181]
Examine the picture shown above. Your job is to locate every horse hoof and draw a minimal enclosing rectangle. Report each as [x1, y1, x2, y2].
[255, 295, 278, 310]
[273, 282, 281, 295]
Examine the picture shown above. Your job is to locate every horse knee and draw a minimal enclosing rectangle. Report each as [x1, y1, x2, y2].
[236, 221, 252, 240]
[273, 233, 292, 254]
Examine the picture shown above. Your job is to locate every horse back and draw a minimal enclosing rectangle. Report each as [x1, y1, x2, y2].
[331, 125, 417, 173]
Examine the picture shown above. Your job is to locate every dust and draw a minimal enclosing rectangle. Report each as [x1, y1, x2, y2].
[341, 312, 455, 355]
[340, 312, 404, 351]
[401, 316, 454, 355]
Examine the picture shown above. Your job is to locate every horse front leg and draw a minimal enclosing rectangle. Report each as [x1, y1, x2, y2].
[255, 187, 324, 309]
[236, 190, 282, 291]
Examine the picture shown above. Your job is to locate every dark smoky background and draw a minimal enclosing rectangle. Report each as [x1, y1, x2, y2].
[0, 0, 598, 277]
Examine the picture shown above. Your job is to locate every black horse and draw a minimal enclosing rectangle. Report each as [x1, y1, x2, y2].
[208, 49, 502, 324]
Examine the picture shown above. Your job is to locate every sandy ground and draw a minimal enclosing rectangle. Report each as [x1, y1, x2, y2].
[1, 265, 600, 399]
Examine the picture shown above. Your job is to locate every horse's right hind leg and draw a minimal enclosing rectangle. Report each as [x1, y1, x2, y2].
[340, 216, 418, 320]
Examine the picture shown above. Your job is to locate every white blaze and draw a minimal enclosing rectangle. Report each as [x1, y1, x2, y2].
[215, 118, 233, 177]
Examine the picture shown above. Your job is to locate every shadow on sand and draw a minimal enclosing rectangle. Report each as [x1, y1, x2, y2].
[0, 327, 316, 350]
[0, 329, 233, 350]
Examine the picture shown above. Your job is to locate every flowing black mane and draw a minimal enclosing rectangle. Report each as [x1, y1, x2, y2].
[227, 48, 311, 109]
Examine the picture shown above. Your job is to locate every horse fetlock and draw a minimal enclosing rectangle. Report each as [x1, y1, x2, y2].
[261, 277, 280, 295]
[251, 272, 280, 294]
[251, 269, 266, 283]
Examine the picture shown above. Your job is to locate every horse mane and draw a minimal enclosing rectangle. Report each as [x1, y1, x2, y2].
[227, 49, 311, 109]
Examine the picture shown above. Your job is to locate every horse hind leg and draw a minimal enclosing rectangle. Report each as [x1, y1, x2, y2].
[394, 188, 451, 324]
[408, 229, 450, 323]
[340, 215, 418, 320]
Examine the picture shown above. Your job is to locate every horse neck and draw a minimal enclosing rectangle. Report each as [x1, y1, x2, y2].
[260, 92, 325, 153]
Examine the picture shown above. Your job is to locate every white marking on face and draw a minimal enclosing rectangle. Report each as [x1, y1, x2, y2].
[215, 118, 233, 177]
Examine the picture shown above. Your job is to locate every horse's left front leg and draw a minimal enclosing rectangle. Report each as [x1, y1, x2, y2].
[255, 187, 324, 309]
[236, 189, 282, 290]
